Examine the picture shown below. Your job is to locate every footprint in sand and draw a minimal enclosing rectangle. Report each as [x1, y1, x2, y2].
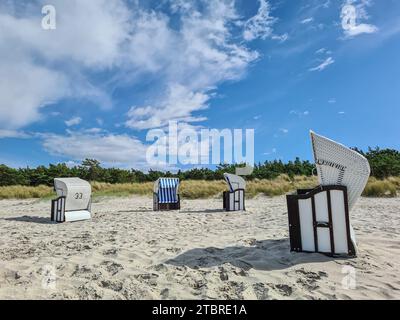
[99, 279, 124, 292]
[252, 283, 270, 300]
[268, 283, 293, 297]
[100, 261, 124, 276]
[134, 273, 159, 286]
[102, 248, 118, 256]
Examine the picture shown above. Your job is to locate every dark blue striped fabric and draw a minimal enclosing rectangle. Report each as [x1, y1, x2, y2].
[158, 178, 180, 203]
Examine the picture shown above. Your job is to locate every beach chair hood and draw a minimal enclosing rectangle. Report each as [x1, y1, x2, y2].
[154, 178, 180, 204]
[310, 131, 370, 210]
[54, 178, 91, 212]
[223, 173, 246, 192]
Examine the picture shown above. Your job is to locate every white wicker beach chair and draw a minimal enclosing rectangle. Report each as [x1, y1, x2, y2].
[51, 178, 92, 223]
[286, 132, 371, 257]
[311, 131, 370, 211]
[223, 173, 246, 211]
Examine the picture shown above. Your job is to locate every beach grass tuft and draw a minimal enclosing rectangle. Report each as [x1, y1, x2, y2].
[362, 177, 398, 198]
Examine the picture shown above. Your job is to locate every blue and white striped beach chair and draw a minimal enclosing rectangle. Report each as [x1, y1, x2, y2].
[153, 178, 181, 211]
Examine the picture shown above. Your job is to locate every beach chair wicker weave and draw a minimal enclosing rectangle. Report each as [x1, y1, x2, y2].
[311, 131, 371, 211]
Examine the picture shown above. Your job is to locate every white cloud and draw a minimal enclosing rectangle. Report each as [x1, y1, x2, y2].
[125, 1, 260, 130]
[328, 98, 337, 104]
[126, 84, 210, 130]
[0, 59, 70, 128]
[341, 0, 378, 38]
[65, 117, 82, 127]
[316, 48, 330, 54]
[280, 128, 289, 134]
[0, 0, 264, 133]
[271, 33, 289, 43]
[0, 0, 291, 170]
[301, 17, 314, 24]
[0, 129, 30, 139]
[41, 131, 149, 167]
[0, 0, 130, 129]
[309, 57, 335, 72]
[243, 0, 282, 41]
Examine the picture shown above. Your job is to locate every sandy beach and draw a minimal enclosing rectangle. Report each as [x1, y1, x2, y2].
[0, 196, 399, 300]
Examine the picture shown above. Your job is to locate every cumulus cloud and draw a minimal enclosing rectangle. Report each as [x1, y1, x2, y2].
[41, 131, 149, 167]
[0, 0, 286, 167]
[125, 1, 260, 130]
[126, 85, 210, 130]
[0, 58, 70, 128]
[0, 0, 284, 134]
[341, 0, 378, 38]
[309, 57, 335, 72]
[0, 0, 130, 129]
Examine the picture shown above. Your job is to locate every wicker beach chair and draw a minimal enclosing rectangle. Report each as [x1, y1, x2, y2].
[153, 178, 181, 211]
[223, 173, 246, 211]
[51, 178, 92, 223]
[286, 131, 370, 256]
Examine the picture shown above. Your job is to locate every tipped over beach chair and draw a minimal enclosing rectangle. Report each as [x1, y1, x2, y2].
[223, 173, 246, 211]
[51, 178, 92, 223]
[153, 178, 180, 211]
[286, 131, 370, 257]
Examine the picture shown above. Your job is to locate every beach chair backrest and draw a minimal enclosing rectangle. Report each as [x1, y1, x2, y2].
[54, 178, 91, 212]
[223, 173, 246, 192]
[157, 178, 180, 204]
[310, 131, 370, 210]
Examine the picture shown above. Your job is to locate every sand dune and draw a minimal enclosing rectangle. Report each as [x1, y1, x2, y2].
[0, 196, 399, 300]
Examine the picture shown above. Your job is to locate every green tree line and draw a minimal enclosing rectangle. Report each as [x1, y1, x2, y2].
[0, 148, 399, 187]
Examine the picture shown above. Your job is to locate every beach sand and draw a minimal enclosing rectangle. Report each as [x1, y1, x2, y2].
[0, 196, 399, 300]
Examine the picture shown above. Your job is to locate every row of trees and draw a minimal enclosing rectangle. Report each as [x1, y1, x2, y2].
[0, 148, 399, 186]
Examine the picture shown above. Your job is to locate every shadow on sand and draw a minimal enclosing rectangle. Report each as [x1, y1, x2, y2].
[166, 238, 351, 271]
[179, 209, 225, 214]
[3, 216, 55, 225]
[117, 209, 154, 213]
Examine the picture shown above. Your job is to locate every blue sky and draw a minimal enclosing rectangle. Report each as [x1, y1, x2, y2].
[0, 0, 399, 170]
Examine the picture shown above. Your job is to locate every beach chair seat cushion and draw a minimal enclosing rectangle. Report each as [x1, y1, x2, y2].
[65, 210, 91, 223]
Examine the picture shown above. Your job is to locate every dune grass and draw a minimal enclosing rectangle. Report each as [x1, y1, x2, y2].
[0, 176, 398, 200]
[362, 177, 399, 198]
[0, 185, 54, 200]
